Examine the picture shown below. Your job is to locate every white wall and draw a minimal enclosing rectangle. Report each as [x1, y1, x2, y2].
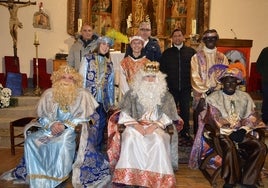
[0, 0, 74, 77]
[209, 0, 268, 62]
[0, 0, 268, 77]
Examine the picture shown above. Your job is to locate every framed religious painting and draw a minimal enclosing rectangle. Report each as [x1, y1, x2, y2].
[91, 1, 112, 35]
[33, 11, 51, 30]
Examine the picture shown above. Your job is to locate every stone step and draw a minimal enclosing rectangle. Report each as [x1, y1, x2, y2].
[14, 96, 40, 107]
[0, 126, 24, 148]
[9, 96, 40, 107]
[0, 95, 39, 149]
[0, 106, 37, 119]
[0, 117, 13, 129]
[0, 117, 31, 135]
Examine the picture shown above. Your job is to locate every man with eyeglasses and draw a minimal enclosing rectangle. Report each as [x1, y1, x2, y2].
[67, 23, 99, 70]
[124, 22, 162, 62]
[191, 29, 229, 135]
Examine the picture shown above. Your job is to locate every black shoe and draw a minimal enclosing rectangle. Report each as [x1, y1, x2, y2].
[223, 183, 235, 188]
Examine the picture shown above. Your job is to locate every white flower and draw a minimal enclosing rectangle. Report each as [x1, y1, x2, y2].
[2, 88, 12, 97]
[0, 85, 12, 108]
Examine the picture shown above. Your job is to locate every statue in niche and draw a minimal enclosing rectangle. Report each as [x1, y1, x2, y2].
[171, 0, 180, 17]
[171, 0, 187, 17]
[134, 0, 145, 26]
[178, 1, 187, 15]
[100, 0, 112, 13]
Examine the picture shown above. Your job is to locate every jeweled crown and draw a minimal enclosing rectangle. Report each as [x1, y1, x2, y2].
[144, 61, 160, 73]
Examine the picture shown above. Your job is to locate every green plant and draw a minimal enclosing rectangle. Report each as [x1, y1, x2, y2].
[105, 28, 129, 44]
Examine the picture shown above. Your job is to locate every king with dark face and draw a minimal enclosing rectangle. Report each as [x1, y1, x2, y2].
[220, 67, 243, 95]
[222, 76, 239, 95]
[202, 29, 219, 49]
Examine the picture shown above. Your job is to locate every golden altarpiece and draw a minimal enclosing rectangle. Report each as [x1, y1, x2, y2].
[67, 0, 210, 51]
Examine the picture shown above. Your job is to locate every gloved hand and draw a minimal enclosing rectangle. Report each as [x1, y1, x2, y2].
[205, 87, 215, 96]
[229, 129, 247, 143]
[196, 98, 206, 113]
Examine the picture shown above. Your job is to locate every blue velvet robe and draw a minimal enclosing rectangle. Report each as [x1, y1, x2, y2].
[4, 88, 111, 187]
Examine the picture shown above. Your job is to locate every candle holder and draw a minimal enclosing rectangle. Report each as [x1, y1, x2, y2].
[33, 40, 41, 96]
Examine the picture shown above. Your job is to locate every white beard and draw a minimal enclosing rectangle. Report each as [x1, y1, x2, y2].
[134, 79, 166, 111]
[131, 70, 168, 111]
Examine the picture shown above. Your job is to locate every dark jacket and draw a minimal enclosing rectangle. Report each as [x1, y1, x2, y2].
[256, 47, 268, 83]
[160, 45, 196, 90]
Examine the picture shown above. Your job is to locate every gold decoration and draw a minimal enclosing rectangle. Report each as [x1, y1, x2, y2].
[144, 61, 160, 73]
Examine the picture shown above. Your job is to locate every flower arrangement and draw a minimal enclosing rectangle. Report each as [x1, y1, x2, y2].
[105, 28, 129, 44]
[0, 84, 12, 108]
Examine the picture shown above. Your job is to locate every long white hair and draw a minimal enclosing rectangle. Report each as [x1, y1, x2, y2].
[131, 69, 167, 110]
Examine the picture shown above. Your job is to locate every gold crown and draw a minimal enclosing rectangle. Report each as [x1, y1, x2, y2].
[144, 61, 160, 73]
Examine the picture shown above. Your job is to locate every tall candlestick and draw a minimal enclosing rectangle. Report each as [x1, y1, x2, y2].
[34, 32, 39, 44]
[192, 19, 196, 35]
[78, 18, 82, 32]
[33, 34, 41, 96]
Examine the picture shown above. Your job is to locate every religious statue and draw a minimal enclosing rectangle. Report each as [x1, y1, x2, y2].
[171, 0, 180, 17]
[0, 0, 36, 57]
[134, 0, 145, 26]
[100, 0, 111, 13]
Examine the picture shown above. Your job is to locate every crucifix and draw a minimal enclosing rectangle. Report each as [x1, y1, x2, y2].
[0, 0, 36, 59]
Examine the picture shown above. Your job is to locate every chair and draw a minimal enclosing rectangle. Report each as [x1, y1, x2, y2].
[4, 56, 28, 89]
[74, 120, 94, 151]
[108, 109, 177, 137]
[107, 110, 180, 173]
[10, 117, 36, 155]
[199, 123, 265, 187]
[10, 117, 92, 155]
[33, 58, 52, 89]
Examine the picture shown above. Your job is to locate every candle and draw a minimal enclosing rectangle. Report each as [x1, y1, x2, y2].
[34, 32, 39, 43]
[192, 19, 196, 35]
[78, 18, 82, 32]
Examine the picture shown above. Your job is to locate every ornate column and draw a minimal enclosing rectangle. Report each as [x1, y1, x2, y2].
[87, 0, 92, 23]
[112, 0, 121, 30]
[155, 0, 166, 37]
[67, 0, 76, 35]
[80, 0, 88, 22]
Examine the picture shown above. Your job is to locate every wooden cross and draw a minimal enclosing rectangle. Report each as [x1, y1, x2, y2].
[0, 0, 36, 58]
